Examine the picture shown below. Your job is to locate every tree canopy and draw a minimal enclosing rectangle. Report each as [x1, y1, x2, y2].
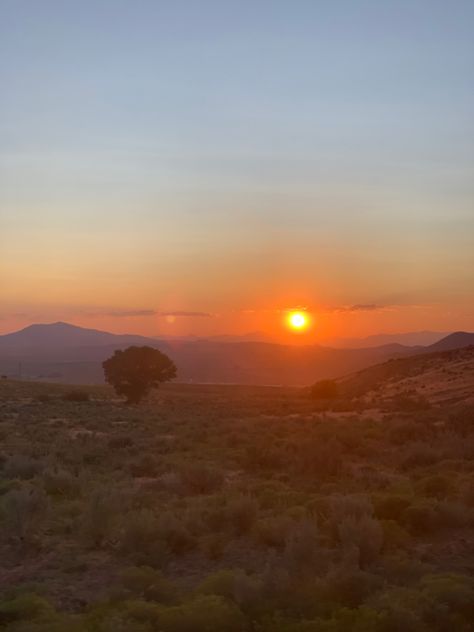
[103, 346, 177, 404]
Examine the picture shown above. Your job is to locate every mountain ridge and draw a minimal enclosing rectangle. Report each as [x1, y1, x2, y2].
[0, 322, 472, 386]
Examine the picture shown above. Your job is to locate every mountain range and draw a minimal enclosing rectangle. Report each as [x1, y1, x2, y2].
[0, 322, 473, 386]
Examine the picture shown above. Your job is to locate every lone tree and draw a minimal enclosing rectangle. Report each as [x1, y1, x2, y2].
[103, 346, 177, 404]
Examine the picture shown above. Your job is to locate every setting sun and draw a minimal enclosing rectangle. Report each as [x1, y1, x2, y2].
[288, 311, 309, 330]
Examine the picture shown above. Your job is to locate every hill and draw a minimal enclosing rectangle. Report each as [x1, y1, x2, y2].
[426, 331, 474, 352]
[1, 323, 472, 386]
[0, 322, 418, 386]
[338, 344, 474, 407]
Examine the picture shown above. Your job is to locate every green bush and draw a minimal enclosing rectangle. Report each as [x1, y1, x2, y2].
[0, 593, 56, 625]
[120, 566, 178, 604]
[42, 467, 81, 498]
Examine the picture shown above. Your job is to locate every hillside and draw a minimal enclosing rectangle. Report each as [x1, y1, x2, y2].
[338, 345, 474, 407]
[0, 322, 418, 386]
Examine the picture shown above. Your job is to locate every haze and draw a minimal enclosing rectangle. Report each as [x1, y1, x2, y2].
[1, 0, 473, 340]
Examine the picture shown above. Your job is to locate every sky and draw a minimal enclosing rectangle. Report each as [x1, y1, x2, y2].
[0, 0, 473, 341]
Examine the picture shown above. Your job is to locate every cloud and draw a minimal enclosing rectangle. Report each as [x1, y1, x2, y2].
[84, 309, 213, 319]
[157, 311, 212, 318]
[348, 304, 378, 312]
[327, 303, 382, 314]
[104, 309, 157, 318]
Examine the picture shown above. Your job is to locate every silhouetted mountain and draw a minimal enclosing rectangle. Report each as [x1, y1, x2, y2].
[0, 321, 419, 386]
[328, 331, 447, 348]
[426, 331, 474, 352]
[0, 322, 152, 351]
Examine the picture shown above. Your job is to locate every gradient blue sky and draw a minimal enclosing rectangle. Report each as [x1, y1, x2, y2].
[1, 0, 473, 338]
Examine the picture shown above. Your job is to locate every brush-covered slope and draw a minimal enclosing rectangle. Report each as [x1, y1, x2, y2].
[338, 345, 474, 406]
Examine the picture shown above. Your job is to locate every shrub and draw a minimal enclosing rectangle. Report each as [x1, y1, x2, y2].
[380, 519, 411, 551]
[4, 455, 43, 480]
[337, 515, 384, 567]
[108, 435, 134, 450]
[81, 490, 119, 547]
[129, 454, 160, 478]
[401, 443, 439, 469]
[284, 519, 322, 573]
[120, 566, 178, 604]
[373, 493, 413, 521]
[157, 594, 246, 632]
[0, 593, 56, 626]
[324, 569, 382, 608]
[179, 463, 223, 495]
[201, 533, 227, 560]
[226, 495, 258, 535]
[255, 515, 294, 549]
[402, 500, 438, 535]
[197, 569, 263, 613]
[63, 390, 90, 402]
[157, 513, 197, 555]
[42, 468, 81, 498]
[120, 509, 165, 565]
[416, 474, 455, 500]
[420, 573, 474, 621]
[2, 487, 49, 541]
[299, 437, 343, 479]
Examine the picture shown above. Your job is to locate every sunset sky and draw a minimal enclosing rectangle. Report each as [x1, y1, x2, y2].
[1, 1, 473, 341]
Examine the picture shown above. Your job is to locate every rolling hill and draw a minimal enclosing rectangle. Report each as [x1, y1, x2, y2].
[0, 322, 472, 386]
[338, 344, 474, 407]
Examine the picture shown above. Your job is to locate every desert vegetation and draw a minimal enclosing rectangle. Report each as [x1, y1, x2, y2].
[0, 368, 473, 631]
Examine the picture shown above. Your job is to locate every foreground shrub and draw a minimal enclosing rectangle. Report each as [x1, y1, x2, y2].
[226, 495, 258, 535]
[337, 515, 384, 567]
[255, 515, 294, 549]
[284, 519, 323, 574]
[373, 493, 412, 521]
[179, 463, 223, 495]
[416, 474, 456, 500]
[81, 490, 119, 548]
[402, 500, 439, 535]
[120, 566, 178, 604]
[1, 487, 49, 542]
[3, 456, 43, 480]
[0, 593, 56, 626]
[42, 467, 81, 498]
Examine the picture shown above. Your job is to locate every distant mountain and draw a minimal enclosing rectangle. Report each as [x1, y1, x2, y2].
[426, 331, 474, 352]
[1, 322, 472, 386]
[0, 322, 153, 352]
[328, 331, 447, 348]
[0, 321, 418, 386]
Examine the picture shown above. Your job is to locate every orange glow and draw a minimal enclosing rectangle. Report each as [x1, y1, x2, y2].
[287, 311, 309, 331]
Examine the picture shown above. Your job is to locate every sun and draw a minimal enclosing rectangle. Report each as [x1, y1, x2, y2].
[288, 311, 309, 330]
